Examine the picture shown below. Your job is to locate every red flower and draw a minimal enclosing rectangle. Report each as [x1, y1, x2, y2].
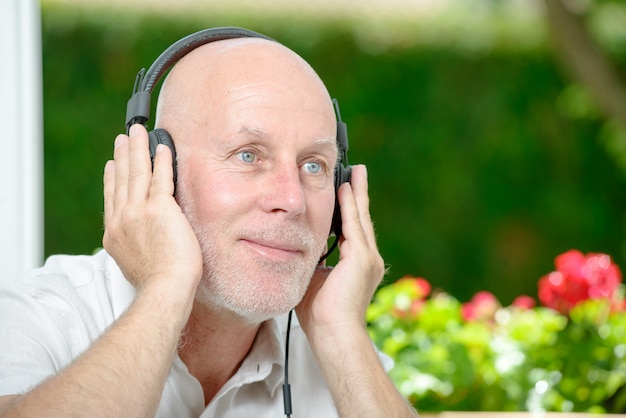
[462, 291, 500, 322]
[391, 276, 432, 318]
[538, 250, 622, 314]
[512, 295, 535, 310]
[395, 276, 432, 300]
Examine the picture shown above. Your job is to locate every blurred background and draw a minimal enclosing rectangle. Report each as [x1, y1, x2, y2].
[38, 0, 626, 304]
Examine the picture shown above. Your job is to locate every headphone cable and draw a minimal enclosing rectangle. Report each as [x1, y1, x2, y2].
[319, 236, 339, 263]
[283, 309, 294, 417]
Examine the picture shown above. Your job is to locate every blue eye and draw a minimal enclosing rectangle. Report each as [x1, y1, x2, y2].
[304, 161, 322, 174]
[240, 151, 256, 163]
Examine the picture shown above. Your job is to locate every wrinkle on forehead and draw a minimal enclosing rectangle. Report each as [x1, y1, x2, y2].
[236, 125, 337, 148]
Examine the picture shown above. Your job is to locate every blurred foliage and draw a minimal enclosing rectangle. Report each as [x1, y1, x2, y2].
[40, 2, 626, 303]
[367, 264, 626, 412]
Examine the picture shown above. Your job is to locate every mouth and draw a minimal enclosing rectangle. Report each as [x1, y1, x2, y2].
[240, 239, 304, 261]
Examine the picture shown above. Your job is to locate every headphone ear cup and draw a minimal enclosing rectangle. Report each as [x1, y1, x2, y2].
[330, 164, 352, 237]
[148, 128, 178, 188]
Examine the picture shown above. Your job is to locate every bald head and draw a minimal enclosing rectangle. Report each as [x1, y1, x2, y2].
[154, 37, 335, 155]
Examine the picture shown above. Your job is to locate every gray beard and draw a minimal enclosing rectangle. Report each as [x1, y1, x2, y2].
[184, 208, 326, 323]
[175, 178, 327, 323]
[196, 221, 325, 322]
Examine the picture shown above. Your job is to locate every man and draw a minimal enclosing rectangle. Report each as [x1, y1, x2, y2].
[0, 29, 418, 417]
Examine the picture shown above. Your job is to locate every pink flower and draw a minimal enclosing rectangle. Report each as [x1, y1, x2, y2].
[392, 276, 432, 318]
[462, 291, 500, 322]
[538, 250, 622, 314]
[395, 276, 432, 300]
[512, 295, 535, 310]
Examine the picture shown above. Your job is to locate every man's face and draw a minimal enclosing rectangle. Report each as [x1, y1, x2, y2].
[175, 69, 337, 322]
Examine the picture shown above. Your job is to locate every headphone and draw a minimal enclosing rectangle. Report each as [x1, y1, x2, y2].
[125, 27, 351, 238]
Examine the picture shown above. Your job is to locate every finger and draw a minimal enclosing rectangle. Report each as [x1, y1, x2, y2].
[112, 133, 129, 215]
[150, 144, 175, 197]
[103, 159, 115, 226]
[337, 181, 367, 245]
[127, 124, 152, 204]
[350, 165, 377, 246]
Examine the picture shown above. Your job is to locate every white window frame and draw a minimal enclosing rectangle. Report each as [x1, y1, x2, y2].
[0, 0, 43, 285]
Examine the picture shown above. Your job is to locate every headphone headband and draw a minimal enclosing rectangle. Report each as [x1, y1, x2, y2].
[126, 27, 272, 133]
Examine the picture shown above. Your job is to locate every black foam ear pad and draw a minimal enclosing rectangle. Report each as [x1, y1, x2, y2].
[330, 103, 351, 238]
[148, 128, 178, 188]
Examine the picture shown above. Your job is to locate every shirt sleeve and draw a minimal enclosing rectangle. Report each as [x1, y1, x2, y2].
[0, 275, 98, 396]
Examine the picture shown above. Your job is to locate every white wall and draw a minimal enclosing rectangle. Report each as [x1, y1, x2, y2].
[0, 0, 44, 285]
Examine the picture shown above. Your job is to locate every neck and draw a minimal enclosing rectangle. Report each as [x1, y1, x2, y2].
[178, 299, 262, 405]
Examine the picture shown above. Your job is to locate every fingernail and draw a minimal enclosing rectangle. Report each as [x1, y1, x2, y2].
[114, 135, 125, 149]
[129, 124, 141, 137]
[104, 160, 114, 172]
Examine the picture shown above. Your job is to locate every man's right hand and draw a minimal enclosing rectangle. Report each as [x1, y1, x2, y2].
[102, 124, 202, 300]
[0, 126, 204, 418]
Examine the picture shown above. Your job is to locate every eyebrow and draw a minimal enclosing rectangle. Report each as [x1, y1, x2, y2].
[312, 136, 339, 147]
[238, 125, 267, 139]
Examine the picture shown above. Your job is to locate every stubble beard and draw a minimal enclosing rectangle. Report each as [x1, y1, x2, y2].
[194, 222, 325, 322]
[178, 193, 326, 323]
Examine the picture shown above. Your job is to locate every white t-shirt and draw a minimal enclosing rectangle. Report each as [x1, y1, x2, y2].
[0, 250, 391, 417]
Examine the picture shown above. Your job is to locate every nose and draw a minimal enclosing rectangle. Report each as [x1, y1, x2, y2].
[260, 162, 306, 218]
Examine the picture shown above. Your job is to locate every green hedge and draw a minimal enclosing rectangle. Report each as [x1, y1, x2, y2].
[41, 5, 626, 303]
